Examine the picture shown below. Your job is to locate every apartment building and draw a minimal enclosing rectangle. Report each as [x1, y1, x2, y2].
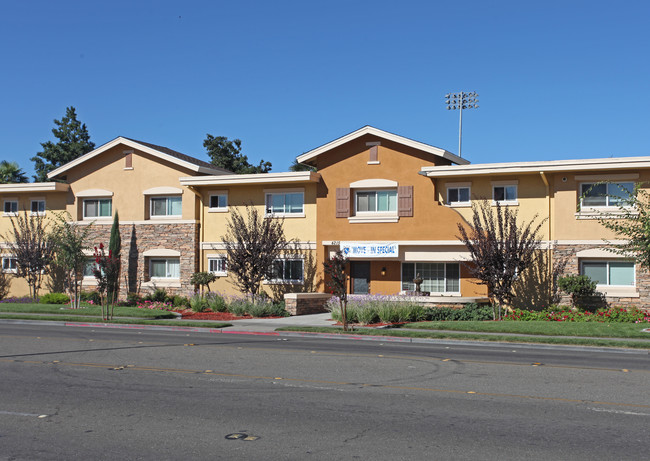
[2, 126, 649, 308]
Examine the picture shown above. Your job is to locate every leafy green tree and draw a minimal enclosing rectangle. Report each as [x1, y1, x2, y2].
[50, 212, 93, 308]
[1, 211, 54, 299]
[31, 106, 95, 182]
[190, 271, 218, 295]
[595, 182, 650, 270]
[289, 159, 316, 172]
[0, 161, 28, 183]
[203, 134, 272, 174]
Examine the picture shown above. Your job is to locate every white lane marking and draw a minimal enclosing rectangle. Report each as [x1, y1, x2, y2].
[0, 410, 48, 418]
[589, 407, 650, 416]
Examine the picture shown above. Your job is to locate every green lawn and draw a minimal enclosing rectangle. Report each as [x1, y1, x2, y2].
[278, 326, 650, 349]
[0, 314, 230, 328]
[399, 320, 650, 339]
[0, 303, 176, 319]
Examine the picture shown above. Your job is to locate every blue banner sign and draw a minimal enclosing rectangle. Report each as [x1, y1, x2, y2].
[340, 242, 399, 258]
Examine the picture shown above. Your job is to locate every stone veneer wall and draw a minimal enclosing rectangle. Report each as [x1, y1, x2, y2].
[84, 222, 199, 298]
[284, 293, 333, 315]
[554, 243, 650, 309]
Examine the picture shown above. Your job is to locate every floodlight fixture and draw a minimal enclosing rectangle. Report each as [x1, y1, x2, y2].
[445, 91, 479, 157]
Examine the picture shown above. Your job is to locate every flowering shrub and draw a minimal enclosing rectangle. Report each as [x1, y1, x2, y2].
[504, 306, 650, 323]
[136, 300, 173, 311]
[0, 296, 38, 303]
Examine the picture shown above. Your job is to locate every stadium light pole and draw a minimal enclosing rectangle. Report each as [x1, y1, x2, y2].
[445, 91, 479, 157]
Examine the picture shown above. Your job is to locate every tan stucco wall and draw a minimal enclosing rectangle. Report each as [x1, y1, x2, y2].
[62, 145, 200, 222]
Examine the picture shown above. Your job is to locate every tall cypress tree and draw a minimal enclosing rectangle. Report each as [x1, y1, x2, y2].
[107, 211, 121, 307]
[31, 107, 95, 182]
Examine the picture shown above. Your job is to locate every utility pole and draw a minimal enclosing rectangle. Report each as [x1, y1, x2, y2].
[445, 91, 479, 157]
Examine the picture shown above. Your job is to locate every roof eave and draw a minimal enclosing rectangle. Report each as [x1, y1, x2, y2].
[0, 182, 70, 193]
[179, 171, 321, 186]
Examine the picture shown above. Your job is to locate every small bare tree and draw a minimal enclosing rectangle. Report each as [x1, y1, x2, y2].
[50, 212, 93, 308]
[457, 200, 546, 319]
[221, 206, 289, 297]
[324, 250, 350, 331]
[1, 210, 54, 299]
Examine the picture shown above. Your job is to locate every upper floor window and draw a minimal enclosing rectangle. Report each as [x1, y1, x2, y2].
[84, 199, 112, 219]
[356, 190, 397, 213]
[2, 257, 17, 273]
[447, 186, 470, 206]
[581, 260, 634, 286]
[31, 199, 45, 216]
[149, 258, 180, 279]
[265, 191, 304, 216]
[581, 182, 634, 208]
[208, 256, 227, 276]
[493, 185, 517, 204]
[151, 196, 182, 217]
[209, 193, 228, 212]
[3, 200, 18, 216]
[269, 258, 303, 284]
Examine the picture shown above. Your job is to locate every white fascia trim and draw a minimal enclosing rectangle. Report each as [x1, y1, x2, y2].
[296, 126, 468, 165]
[143, 186, 184, 195]
[421, 156, 650, 178]
[76, 189, 114, 198]
[47, 137, 225, 178]
[349, 179, 398, 188]
[180, 171, 320, 186]
[576, 248, 631, 258]
[73, 219, 198, 226]
[0, 182, 69, 193]
[554, 240, 629, 245]
[202, 241, 317, 250]
[142, 249, 181, 257]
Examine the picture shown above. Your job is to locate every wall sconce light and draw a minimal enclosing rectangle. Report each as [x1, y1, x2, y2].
[381, 267, 387, 276]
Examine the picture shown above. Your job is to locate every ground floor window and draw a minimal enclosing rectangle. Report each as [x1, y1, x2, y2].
[83, 258, 99, 278]
[269, 258, 303, 283]
[2, 257, 17, 273]
[401, 262, 460, 293]
[149, 258, 180, 279]
[580, 260, 634, 286]
[208, 257, 227, 276]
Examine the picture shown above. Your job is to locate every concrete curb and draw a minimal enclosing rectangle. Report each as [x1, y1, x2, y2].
[1, 318, 648, 354]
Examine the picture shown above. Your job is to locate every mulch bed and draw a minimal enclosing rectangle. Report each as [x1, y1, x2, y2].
[172, 309, 284, 321]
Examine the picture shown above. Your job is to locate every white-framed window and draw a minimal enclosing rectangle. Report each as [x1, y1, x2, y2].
[2, 256, 17, 273]
[492, 184, 517, 205]
[149, 258, 180, 279]
[3, 199, 18, 216]
[447, 186, 470, 206]
[265, 191, 304, 216]
[83, 198, 112, 219]
[208, 192, 228, 212]
[208, 256, 227, 276]
[355, 190, 397, 213]
[580, 260, 635, 287]
[401, 262, 460, 293]
[581, 182, 634, 208]
[268, 258, 304, 284]
[30, 199, 46, 216]
[150, 196, 182, 217]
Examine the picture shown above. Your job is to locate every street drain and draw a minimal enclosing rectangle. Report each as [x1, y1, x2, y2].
[225, 433, 260, 441]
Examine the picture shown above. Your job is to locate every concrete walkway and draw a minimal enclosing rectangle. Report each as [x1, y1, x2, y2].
[223, 312, 337, 332]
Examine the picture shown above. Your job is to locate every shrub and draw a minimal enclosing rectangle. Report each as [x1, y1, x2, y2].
[247, 300, 288, 317]
[80, 291, 101, 305]
[39, 292, 70, 305]
[0, 296, 38, 304]
[558, 275, 598, 307]
[227, 299, 249, 316]
[205, 292, 227, 312]
[189, 292, 207, 313]
[136, 300, 172, 311]
[172, 295, 190, 309]
[125, 292, 143, 306]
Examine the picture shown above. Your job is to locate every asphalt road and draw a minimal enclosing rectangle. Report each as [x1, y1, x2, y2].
[0, 323, 648, 460]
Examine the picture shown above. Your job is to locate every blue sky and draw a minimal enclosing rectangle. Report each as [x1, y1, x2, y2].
[2, 0, 649, 179]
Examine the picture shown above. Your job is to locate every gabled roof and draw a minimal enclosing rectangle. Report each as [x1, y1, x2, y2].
[47, 137, 230, 179]
[420, 156, 650, 178]
[296, 126, 469, 166]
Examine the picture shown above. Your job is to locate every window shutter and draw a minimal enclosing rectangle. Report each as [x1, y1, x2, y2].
[398, 185, 413, 217]
[336, 188, 350, 218]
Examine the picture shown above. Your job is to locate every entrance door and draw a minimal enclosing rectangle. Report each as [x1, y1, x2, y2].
[350, 261, 370, 294]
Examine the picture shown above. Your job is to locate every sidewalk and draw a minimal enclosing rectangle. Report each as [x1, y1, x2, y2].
[221, 312, 337, 332]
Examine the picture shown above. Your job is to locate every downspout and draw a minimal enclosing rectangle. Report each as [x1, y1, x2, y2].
[540, 172, 552, 291]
